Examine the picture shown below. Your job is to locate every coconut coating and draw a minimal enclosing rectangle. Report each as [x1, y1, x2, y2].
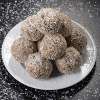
[21, 15, 43, 41]
[25, 53, 53, 79]
[11, 37, 37, 63]
[38, 34, 67, 60]
[56, 47, 81, 74]
[59, 13, 72, 38]
[70, 26, 87, 52]
[36, 8, 62, 35]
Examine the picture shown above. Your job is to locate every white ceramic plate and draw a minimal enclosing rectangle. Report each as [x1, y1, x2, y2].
[1, 20, 96, 90]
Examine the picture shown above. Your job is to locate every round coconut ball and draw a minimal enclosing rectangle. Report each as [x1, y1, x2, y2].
[25, 53, 53, 79]
[70, 26, 87, 52]
[36, 8, 62, 35]
[11, 37, 37, 63]
[56, 47, 81, 74]
[21, 15, 43, 41]
[38, 34, 67, 60]
[59, 13, 72, 38]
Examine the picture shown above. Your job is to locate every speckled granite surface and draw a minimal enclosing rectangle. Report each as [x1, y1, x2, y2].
[0, 0, 100, 100]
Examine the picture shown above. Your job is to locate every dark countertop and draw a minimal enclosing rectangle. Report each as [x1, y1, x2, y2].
[0, 0, 100, 100]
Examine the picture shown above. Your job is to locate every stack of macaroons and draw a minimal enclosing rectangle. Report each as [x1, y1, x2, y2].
[11, 8, 87, 79]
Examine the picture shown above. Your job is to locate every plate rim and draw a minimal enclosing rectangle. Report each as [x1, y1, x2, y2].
[1, 20, 97, 90]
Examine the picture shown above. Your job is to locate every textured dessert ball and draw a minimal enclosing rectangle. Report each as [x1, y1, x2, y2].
[59, 13, 72, 38]
[11, 37, 37, 63]
[25, 53, 53, 79]
[56, 47, 81, 74]
[38, 34, 67, 60]
[21, 15, 43, 41]
[36, 8, 62, 35]
[70, 26, 87, 52]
